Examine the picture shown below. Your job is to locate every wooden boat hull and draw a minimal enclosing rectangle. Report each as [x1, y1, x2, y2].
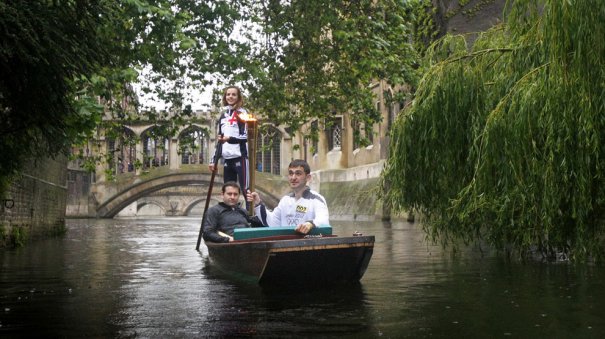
[205, 235, 374, 285]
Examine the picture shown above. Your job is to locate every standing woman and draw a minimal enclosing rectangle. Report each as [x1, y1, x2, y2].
[209, 86, 250, 206]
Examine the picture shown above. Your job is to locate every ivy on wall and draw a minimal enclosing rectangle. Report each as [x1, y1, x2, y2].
[445, 0, 497, 19]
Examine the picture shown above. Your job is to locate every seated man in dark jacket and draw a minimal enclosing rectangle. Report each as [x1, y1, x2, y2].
[202, 181, 253, 243]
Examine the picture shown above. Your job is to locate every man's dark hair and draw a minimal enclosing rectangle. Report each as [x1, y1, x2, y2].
[222, 181, 241, 193]
[288, 159, 311, 174]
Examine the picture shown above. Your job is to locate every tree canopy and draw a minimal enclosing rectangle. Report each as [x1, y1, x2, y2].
[383, 0, 605, 260]
[0, 0, 419, 194]
[235, 0, 418, 132]
[1, 1, 110, 192]
[0, 0, 247, 191]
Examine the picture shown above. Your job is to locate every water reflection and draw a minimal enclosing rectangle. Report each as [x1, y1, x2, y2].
[1, 218, 604, 337]
[201, 245, 371, 337]
[202, 282, 370, 337]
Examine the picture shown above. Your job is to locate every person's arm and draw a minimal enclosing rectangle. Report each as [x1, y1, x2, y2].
[264, 200, 284, 227]
[295, 198, 330, 234]
[256, 204, 281, 227]
[311, 197, 330, 226]
[226, 118, 247, 144]
[209, 145, 217, 167]
[209, 143, 222, 171]
[202, 208, 230, 243]
[249, 191, 280, 227]
[209, 119, 223, 168]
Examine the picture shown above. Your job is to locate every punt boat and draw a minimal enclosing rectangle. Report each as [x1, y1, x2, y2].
[204, 226, 374, 286]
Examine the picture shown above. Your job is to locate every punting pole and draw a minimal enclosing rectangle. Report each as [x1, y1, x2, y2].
[195, 138, 222, 251]
[246, 116, 258, 216]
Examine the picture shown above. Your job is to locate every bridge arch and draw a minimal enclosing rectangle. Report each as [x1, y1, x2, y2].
[183, 197, 207, 216]
[95, 172, 281, 218]
[137, 201, 165, 216]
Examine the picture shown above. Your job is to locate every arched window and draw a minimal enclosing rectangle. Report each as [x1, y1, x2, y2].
[178, 126, 209, 164]
[328, 117, 342, 151]
[106, 127, 136, 175]
[255, 125, 281, 175]
[141, 126, 170, 169]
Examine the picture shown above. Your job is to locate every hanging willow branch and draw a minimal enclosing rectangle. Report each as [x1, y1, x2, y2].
[382, 0, 605, 261]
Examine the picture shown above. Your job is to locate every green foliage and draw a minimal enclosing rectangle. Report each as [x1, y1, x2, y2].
[461, 0, 497, 18]
[0, 1, 113, 193]
[0, 0, 423, 196]
[236, 0, 419, 139]
[0, 223, 6, 243]
[125, 0, 245, 113]
[444, 0, 496, 19]
[0, 1, 246, 195]
[177, 125, 209, 158]
[104, 168, 116, 182]
[410, 0, 440, 57]
[10, 225, 29, 247]
[383, 0, 605, 260]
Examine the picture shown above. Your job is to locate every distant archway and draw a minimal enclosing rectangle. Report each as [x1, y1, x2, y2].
[178, 126, 209, 165]
[137, 201, 165, 216]
[106, 127, 137, 175]
[141, 125, 170, 169]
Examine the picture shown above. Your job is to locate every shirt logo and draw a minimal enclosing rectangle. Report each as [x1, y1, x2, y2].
[296, 205, 307, 213]
[228, 112, 239, 125]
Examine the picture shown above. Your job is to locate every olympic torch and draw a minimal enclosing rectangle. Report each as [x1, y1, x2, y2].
[240, 112, 258, 215]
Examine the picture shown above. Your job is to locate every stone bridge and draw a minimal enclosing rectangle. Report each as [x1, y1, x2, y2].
[93, 165, 288, 218]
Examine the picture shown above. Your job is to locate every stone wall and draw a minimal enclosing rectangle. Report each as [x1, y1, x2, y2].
[314, 161, 408, 222]
[434, 0, 507, 44]
[321, 178, 383, 221]
[66, 168, 92, 217]
[0, 156, 68, 247]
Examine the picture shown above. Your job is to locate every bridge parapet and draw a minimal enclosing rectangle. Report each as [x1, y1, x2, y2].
[93, 165, 287, 218]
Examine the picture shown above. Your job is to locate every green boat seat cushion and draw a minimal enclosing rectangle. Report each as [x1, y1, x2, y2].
[234, 225, 332, 240]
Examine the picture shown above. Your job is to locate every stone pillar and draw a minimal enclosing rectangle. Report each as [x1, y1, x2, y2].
[281, 136, 293, 177]
[135, 140, 144, 175]
[316, 120, 329, 170]
[341, 114, 352, 168]
[169, 137, 179, 170]
[95, 136, 107, 183]
[209, 139, 218, 164]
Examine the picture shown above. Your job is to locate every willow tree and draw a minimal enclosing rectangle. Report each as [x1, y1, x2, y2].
[382, 0, 605, 260]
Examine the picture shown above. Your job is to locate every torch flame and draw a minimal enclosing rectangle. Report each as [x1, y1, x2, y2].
[239, 111, 257, 122]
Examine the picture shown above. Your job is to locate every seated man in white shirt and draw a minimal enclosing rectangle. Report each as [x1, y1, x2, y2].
[247, 159, 329, 234]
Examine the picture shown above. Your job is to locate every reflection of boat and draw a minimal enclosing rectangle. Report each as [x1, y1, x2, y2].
[204, 226, 374, 285]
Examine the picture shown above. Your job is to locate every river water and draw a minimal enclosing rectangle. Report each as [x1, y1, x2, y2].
[0, 218, 603, 338]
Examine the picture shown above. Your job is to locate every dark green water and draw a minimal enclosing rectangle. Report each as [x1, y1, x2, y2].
[0, 218, 603, 338]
